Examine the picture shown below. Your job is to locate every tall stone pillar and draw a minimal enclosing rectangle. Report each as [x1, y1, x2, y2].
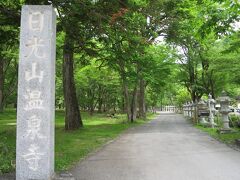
[16, 5, 56, 180]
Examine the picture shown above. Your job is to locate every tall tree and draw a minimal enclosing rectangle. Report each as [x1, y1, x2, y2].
[0, 0, 21, 111]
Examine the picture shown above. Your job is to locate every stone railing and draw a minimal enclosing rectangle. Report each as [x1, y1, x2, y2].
[182, 91, 233, 131]
[160, 105, 178, 112]
[183, 101, 197, 123]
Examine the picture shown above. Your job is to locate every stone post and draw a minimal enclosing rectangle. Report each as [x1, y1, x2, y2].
[192, 101, 197, 123]
[192, 102, 194, 118]
[208, 94, 217, 128]
[183, 105, 185, 114]
[218, 91, 232, 132]
[197, 99, 208, 125]
[183, 104, 185, 116]
[188, 102, 191, 117]
[189, 102, 193, 118]
[190, 102, 195, 122]
[16, 5, 56, 180]
[184, 104, 186, 116]
[185, 104, 188, 116]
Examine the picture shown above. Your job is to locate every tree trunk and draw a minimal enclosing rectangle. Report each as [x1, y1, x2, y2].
[103, 103, 107, 112]
[131, 84, 138, 122]
[88, 89, 95, 115]
[97, 98, 103, 113]
[123, 80, 131, 121]
[121, 93, 125, 113]
[113, 98, 117, 113]
[63, 32, 83, 130]
[138, 78, 146, 119]
[209, 70, 215, 99]
[0, 59, 4, 112]
[97, 86, 103, 113]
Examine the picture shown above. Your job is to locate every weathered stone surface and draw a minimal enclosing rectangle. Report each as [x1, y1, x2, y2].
[208, 94, 217, 127]
[16, 5, 56, 180]
[54, 172, 76, 180]
[218, 91, 231, 129]
[217, 128, 237, 134]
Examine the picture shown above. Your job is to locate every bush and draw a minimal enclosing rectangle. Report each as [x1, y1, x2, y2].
[0, 139, 15, 174]
[229, 114, 240, 128]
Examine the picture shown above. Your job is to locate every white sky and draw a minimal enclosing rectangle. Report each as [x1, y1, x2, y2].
[232, 21, 240, 31]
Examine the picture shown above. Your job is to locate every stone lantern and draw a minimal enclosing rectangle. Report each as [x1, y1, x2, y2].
[208, 94, 217, 128]
[197, 99, 209, 125]
[218, 91, 231, 131]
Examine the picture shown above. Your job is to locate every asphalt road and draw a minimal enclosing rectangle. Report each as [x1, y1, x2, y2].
[71, 113, 240, 180]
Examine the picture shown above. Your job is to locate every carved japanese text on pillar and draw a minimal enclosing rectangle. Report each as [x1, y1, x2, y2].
[22, 9, 46, 171]
[17, 6, 55, 179]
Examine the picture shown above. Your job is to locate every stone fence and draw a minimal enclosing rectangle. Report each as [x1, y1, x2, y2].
[182, 91, 233, 132]
[159, 106, 182, 113]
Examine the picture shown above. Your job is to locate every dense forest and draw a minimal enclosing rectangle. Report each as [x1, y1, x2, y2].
[0, 0, 239, 130]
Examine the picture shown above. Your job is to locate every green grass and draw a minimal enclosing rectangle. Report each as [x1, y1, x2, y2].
[0, 109, 155, 174]
[196, 124, 240, 144]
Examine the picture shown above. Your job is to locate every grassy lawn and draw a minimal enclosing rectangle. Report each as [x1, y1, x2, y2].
[196, 125, 240, 145]
[0, 109, 155, 174]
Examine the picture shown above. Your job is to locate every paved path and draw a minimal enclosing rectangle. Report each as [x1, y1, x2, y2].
[71, 113, 240, 180]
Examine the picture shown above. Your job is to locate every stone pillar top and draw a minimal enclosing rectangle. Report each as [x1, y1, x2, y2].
[218, 91, 231, 103]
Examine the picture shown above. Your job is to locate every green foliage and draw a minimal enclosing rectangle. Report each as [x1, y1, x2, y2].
[75, 61, 121, 112]
[128, 0, 148, 7]
[175, 87, 191, 107]
[0, 139, 15, 174]
[196, 125, 240, 144]
[229, 114, 240, 128]
[0, 0, 239, 111]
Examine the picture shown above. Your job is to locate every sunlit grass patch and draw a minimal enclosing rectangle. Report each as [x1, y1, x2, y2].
[196, 125, 240, 144]
[0, 109, 156, 174]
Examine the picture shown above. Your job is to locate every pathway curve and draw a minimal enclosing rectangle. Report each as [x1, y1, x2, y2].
[71, 113, 240, 180]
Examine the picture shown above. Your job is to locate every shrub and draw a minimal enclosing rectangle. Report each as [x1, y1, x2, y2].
[229, 114, 240, 128]
[0, 139, 15, 174]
